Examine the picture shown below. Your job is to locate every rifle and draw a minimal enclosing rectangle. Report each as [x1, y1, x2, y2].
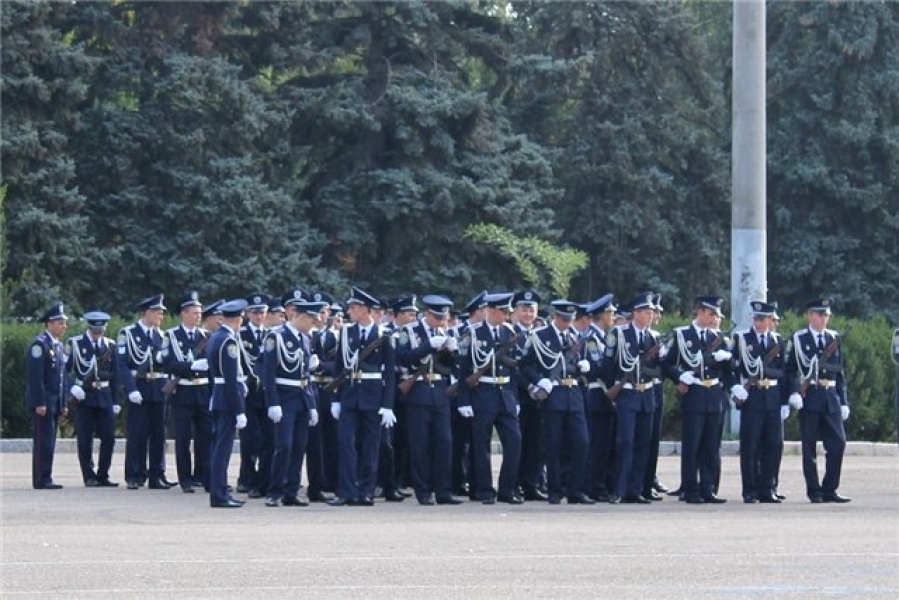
[606, 339, 662, 402]
[324, 333, 388, 394]
[464, 333, 522, 390]
[162, 334, 209, 396]
[799, 325, 851, 397]
[744, 337, 782, 390]
[79, 343, 115, 392]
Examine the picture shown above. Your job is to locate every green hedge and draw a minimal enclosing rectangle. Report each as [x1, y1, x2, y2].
[3, 315, 897, 441]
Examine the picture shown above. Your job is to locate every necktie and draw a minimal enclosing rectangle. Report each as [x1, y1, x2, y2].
[493, 327, 499, 342]
[95, 341, 101, 355]
[360, 327, 368, 342]
[759, 333, 766, 351]
[256, 329, 262, 345]
[817, 334, 825, 352]
[639, 330, 645, 348]
[188, 330, 194, 343]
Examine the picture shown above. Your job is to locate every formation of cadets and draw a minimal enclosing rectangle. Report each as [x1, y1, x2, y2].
[26, 287, 858, 506]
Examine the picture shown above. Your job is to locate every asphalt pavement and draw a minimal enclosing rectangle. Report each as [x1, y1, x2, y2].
[1, 449, 897, 598]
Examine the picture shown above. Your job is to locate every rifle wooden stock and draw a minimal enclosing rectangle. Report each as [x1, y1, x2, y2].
[799, 327, 849, 397]
[80, 343, 115, 391]
[162, 334, 210, 397]
[464, 333, 521, 389]
[323, 334, 386, 394]
[744, 340, 782, 390]
[608, 339, 660, 401]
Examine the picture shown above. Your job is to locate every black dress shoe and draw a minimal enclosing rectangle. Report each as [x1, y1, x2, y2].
[523, 488, 549, 501]
[822, 492, 851, 503]
[248, 489, 263, 499]
[743, 495, 759, 504]
[397, 488, 413, 498]
[228, 496, 246, 505]
[666, 487, 682, 497]
[148, 478, 172, 490]
[210, 499, 243, 508]
[684, 496, 705, 504]
[644, 491, 663, 502]
[481, 496, 496, 505]
[36, 483, 63, 490]
[358, 496, 375, 506]
[497, 493, 524, 505]
[97, 478, 119, 487]
[758, 493, 781, 504]
[623, 495, 652, 504]
[417, 495, 435, 506]
[608, 495, 621, 504]
[436, 495, 463, 505]
[591, 493, 611, 503]
[181, 486, 196, 494]
[236, 483, 250, 494]
[453, 484, 470, 496]
[384, 489, 406, 502]
[85, 478, 100, 487]
[547, 494, 562, 505]
[127, 480, 139, 490]
[776, 493, 787, 500]
[653, 481, 670, 494]
[192, 480, 205, 488]
[701, 494, 727, 504]
[265, 496, 281, 507]
[282, 495, 308, 507]
[809, 496, 824, 504]
[159, 477, 177, 488]
[568, 494, 596, 505]
[308, 491, 332, 503]
[328, 496, 350, 506]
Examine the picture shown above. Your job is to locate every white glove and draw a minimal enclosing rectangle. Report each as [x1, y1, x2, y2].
[70, 385, 86, 401]
[429, 335, 447, 349]
[267, 405, 283, 424]
[577, 360, 591, 374]
[112, 405, 122, 415]
[308, 408, 319, 427]
[840, 405, 850, 421]
[515, 404, 521, 417]
[128, 391, 143, 405]
[154, 351, 164, 363]
[444, 337, 458, 352]
[788, 393, 803, 410]
[730, 385, 748, 401]
[712, 349, 732, 362]
[780, 405, 790, 421]
[308, 354, 320, 372]
[235, 413, 247, 429]
[537, 378, 554, 394]
[379, 407, 397, 428]
[679, 372, 698, 386]
[330, 402, 341, 420]
[190, 358, 208, 371]
[658, 345, 669, 359]
[457, 405, 474, 418]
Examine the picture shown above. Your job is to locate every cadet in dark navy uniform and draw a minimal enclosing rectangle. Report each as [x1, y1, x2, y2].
[511, 290, 547, 501]
[457, 292, 524, 504]
[68, 310, 120, 487]
[262, 291, 325, 507]
[207, 299, 249, 508]
[26, 302, 69, 489]
[116, 294, 174, 490]
[581, 294, 616, 501]
[730, 300, 787, 503]
[601, 293, 663, 504]
[662, 295, 733, 504]
[311, 297, 342, 499]
[641, 293, 668, 501]
[303, 291, 336, 503]
[201, 299, 224, 333]
[328, 286, 397, 506]
[162, 292, 212, 493]
[395, 295, 462, 505]
[236, 292, 271, 498]
[786, 298, 851, 503]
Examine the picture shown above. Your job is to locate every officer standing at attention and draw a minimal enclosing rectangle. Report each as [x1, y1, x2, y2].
[601, 293, 663, 504]
[262, 291, 325, 507]
[26, 302, 69, 489]
[395, 294, 462, 505]
[520, 300, 595, 505]
[117, 294, 175, 490]
[207, 299, 249, 508]
[236, 292, 270, 498]
[511, 290, 547, 501]
[328, 286, 397, 506]
[582, 294, 617, 502]
[162, 291, 212, 493]
[730, 300, 787, 503]
[662, 295, 733, 504]
[786, 298, 851, 503]
[457, 292, 524, 505]
[68, 310, 120, 487]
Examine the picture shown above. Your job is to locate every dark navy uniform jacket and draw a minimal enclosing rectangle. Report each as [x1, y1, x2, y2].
[26, 331, 68, 413]
[261, 325, 316, 414]
[162, 325, 209, 406]
[334, 323, 396, 412]
[519, 325, 585, 412]
[116, 323, 166, 403]
[67, 333, 117, 409]
[662, 325, 732, 413]
[601, 323, 662, 413]
[207, 324, 246, 415]
[580, 324, 612, 414]
[395, 320, 455, 407]
[785, 327, 848, 414]
[731, 328, 787, 412]
[238, 323, 266, 407]
[456, 322, 520, 415]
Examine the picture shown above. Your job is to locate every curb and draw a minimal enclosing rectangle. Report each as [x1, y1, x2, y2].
[0, 438, 895, 456]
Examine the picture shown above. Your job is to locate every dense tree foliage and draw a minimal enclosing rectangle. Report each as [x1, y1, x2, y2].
[2, 0, 897, 322]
